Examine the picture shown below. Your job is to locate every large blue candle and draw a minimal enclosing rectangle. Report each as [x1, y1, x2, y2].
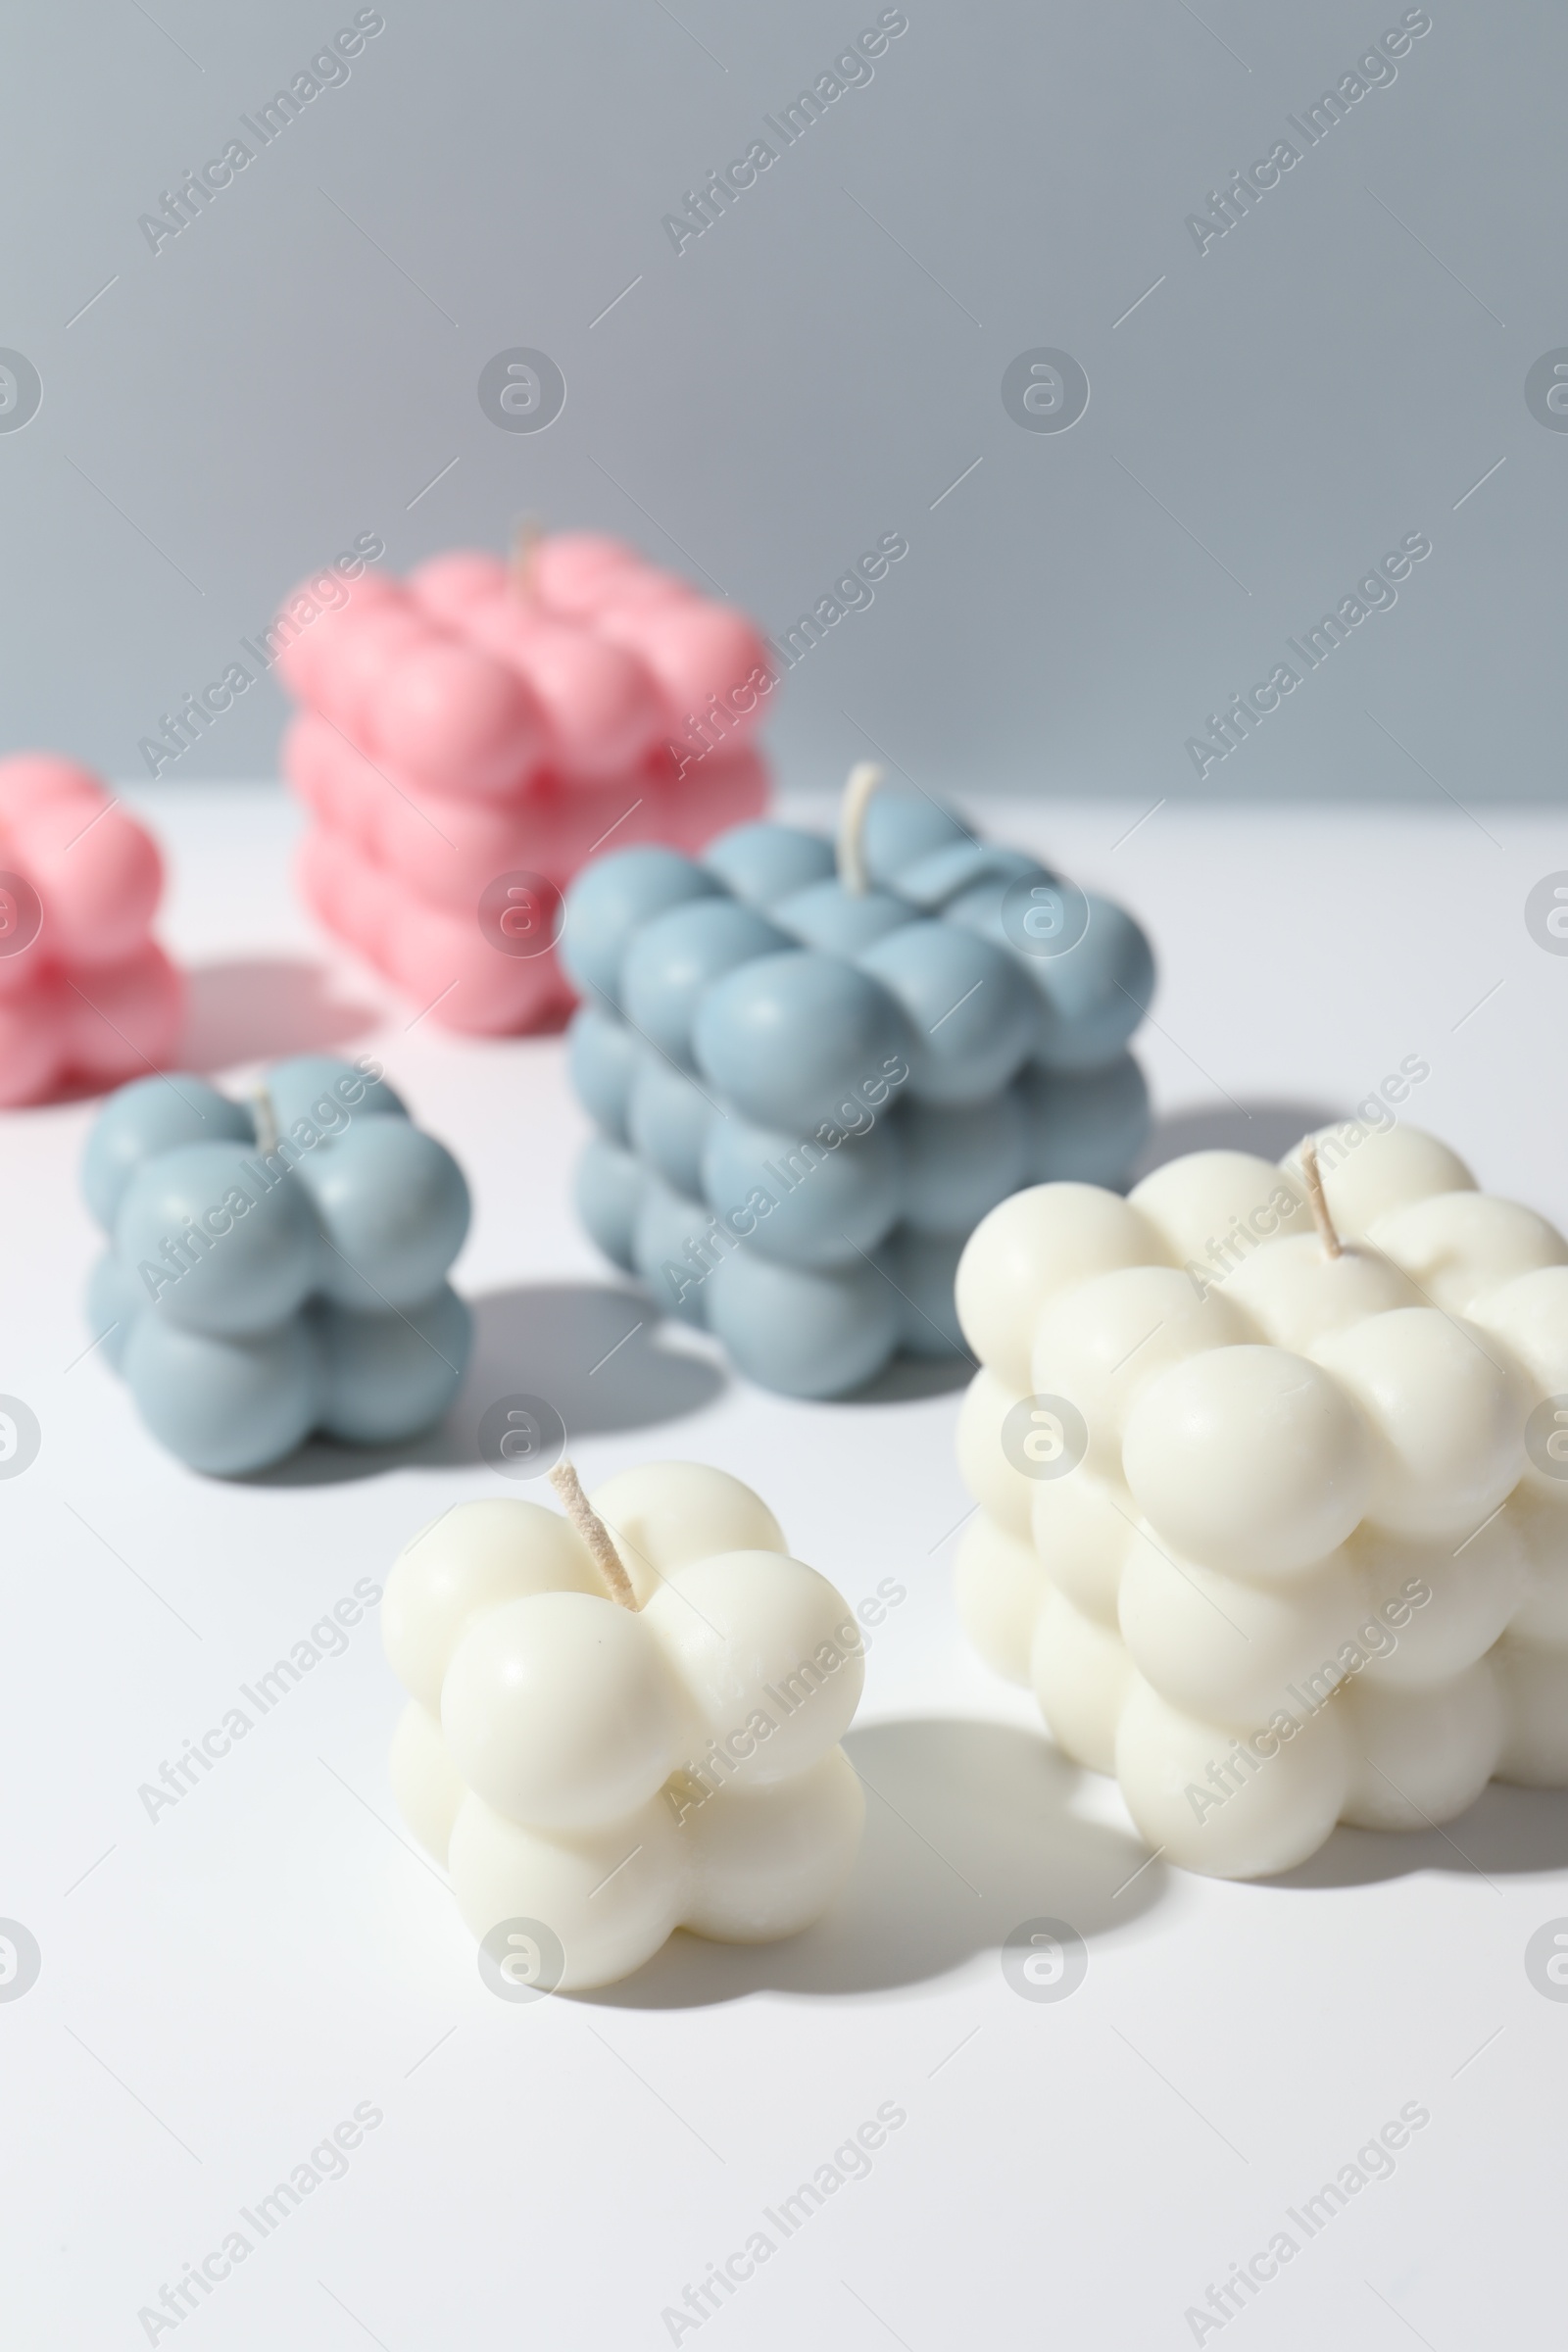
[562, 772, 1155, 1397]
[81, 1054, 471, 1474]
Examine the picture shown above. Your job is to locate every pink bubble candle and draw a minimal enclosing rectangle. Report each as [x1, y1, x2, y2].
[278, 532, 772, 1034]
[0, 756, 183, 1107]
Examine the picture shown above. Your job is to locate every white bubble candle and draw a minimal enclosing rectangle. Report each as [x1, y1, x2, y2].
[953, 1124, 1568, 1878]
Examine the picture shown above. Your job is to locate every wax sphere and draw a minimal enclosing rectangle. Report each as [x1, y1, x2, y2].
[681, 1750, 864, 1941]
[264, 1054, 406, 1138]
[506, 619, 662, 778]
[369, 641, 544, 796]
[1032, 1265, 1246, 1471]
[896, 842, 1038, 910]
[1339, 1664, 1504, 1830]
[1016, 1056, 1150, 1186]
[114, 1144, 319, 1336]
[1031, 1471, 1139, 1629]
[314, 1288, 470, 1445]
[443, 1592, 687, 1829]
[693, 951, 908, 1134]
[1115, 1675, 1349, 1879]
[893, 1091, 1029, 1242]
[627, 1059, 713, 1197]
[383, 1498, 601, 1711]
[873, 1226, 966, 1354]
[294, 1119, 470, 1310]
[81, 1074, 251, 1228]
[1509, 1489, 1568, 1643]
[588, 1461, 785, 1600]
[448, 1790, 686, 1990]
[773, 881, 913, 957]
[1313, 1308, 1524, 1542]
[567, 1006, 639, 1144]
[1118, 1540, 1362, 1723]
[1494, 1642, 1568, 1786]
[704, 1250, 899, 1396]
[1348, 1514, 1529, 1687]
[1224, 1236, 1423, 1351]
[956, 1183, 1164, 1390]
[700, 1117, 901, 1267]
[1368, 1191, 1568, 1316]
[621, 899, 792, 1068]
[559, 848, 719, 1004]
[955, 1367, 1035, 1538]
[632, 1178, 710, 1325]
[1031, 1590, 1133, 1776]
[123, 1316, 319, 1477]
[1130, 1150, 1311, 1267]
[644, 1549, 864, 1784]
[1122, 1345, 1372, 1576]
[858, 793, 970, 884]
[573, 1138, 644, 1273]
[1282, 1124, 1474, 1237]
[954, 1513, 1047, 1682]
[858, 921, 1036, 1104]
[703, 822, 835, 906]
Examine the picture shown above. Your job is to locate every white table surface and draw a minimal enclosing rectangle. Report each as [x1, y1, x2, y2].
[5, 783, 1566, 2351]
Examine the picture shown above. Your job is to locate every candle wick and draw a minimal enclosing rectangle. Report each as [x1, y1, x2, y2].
[1299, 1137, 1343, 1261]
[511, 513, 543, 600]
[836, 761, 885, 897]
[249, 1084, 279, 1159]
[548, 1459, 639, 1609]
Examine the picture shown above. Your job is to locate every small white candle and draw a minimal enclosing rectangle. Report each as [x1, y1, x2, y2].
[383, 1460, 864, 1987]
[954, 1124, 1568, 1878]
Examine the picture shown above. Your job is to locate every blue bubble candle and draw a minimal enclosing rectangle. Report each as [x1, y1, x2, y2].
[562, 769, 1155, 1397]
[82, 1054, 471, 1474]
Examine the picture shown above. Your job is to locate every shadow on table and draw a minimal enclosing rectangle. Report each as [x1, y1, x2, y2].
[182, 956, 376, 1071]
[242, 1280, 723, 1486]
[839, 1352, 973, 1404]
[575, 1716, 1162, 2008]
[1132, 1098, 1342, 1179]
[1266, 1781, 1568, 1890]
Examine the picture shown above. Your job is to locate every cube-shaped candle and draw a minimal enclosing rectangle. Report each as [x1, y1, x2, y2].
[384, 1461, 865, 1991]
[0, 754, 182, 1106]
[561, 770, 1154, 1397]
[277, 533, 771, 1034]
[953, 1123, 1568, 1877]
[82, 1054, 470, 1475]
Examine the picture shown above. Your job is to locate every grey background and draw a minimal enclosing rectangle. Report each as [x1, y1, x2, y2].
[2, 0, 1562, 802]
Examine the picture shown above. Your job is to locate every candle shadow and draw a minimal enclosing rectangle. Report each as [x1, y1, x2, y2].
[1260, 1780, 1568, 1889]
[181, 956, 377, 1073]
[572, 1716, 1163, 2008]
[239, 1280, 723, 1486]
[1131, 1098, 1341, 1179]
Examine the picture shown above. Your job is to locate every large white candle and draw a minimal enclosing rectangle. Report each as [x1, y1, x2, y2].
[954, 1125, 1568, 1877]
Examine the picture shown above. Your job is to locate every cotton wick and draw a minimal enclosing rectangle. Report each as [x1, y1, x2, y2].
[836, 761, 885, 897]
[548, 1459, 638, 1609]
[510, 513, 543, 598]
[1299, 1137, 1343, 1261]
[249, 1084, 278, 1158]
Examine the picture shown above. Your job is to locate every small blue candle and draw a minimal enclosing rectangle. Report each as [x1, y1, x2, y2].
[81, 1054, 471, 1474]
[562, 769, 1155, 1398]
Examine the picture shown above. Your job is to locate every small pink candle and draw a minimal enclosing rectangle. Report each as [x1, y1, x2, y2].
[279, 532, 771, 1035]
[0, 755, 182, 1106]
